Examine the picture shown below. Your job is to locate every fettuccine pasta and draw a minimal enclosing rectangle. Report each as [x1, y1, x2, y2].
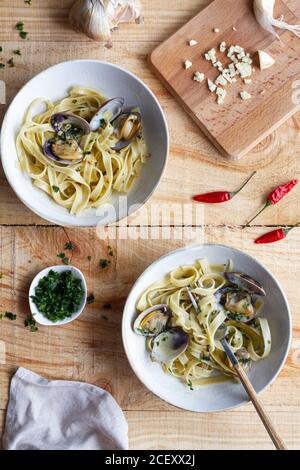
[134, 258, 271, 389]
[17, 87, 148, 215]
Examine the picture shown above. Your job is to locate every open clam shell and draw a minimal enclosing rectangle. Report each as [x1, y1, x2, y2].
[151, 327, 189, 363]
[134, 304, 171, 337]
[225, 272, 266, 296]
[89, 97, 125, 131]
[50, 113, 91, 135]
[112, 112, 141, 151]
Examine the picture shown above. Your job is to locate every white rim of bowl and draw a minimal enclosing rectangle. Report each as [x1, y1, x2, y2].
[29, 265, 87, 326]
[122, 243, 292, 413]
[0, 59, 170, 227]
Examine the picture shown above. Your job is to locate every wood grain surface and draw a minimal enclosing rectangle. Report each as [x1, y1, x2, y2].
[0, 0, 300, 450]
[149, 0, 300, 159]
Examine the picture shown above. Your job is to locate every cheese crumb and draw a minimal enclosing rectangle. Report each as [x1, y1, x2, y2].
[219, 41, 226, 53]
[184, 60, 193, 69]
[207, 79, 217, 93]
[189, 39, 198, 46]
[215, 74, 227, 86]
[193, 72, 205, 82]
[213, 28, 220, 33]
[240, 91, 252, 100]
[244, 78, 252, 84]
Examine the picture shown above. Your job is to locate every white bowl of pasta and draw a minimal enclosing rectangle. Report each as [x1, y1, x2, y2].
[122, 244, 292, 412]
[0, 60, 169, 226]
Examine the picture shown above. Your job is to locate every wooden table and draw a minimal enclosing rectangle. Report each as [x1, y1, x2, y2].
[0, 0, 299, 450]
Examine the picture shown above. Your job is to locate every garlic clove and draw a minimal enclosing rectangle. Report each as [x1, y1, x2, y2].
[254, 0, 300, 39]
[257, 50, 275, 70]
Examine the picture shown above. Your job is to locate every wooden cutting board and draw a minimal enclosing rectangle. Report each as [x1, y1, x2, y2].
[149, 0, 300, 159]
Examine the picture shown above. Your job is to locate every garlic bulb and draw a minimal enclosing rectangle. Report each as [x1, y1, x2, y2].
[69, 0, 143, 46]
[254, 0, 300, 39]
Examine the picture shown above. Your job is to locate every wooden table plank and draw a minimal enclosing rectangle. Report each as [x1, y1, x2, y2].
[0, 226, 299, 449]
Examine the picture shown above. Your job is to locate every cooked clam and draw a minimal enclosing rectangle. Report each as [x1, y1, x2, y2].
[44, 113, 90, 165]
[225, 290, 256, 322]
[235, 347, 252, 373]
[134, 304, 171, 337]
[151, 327, 189, 363]
[225, 272, 266, 296]
[89, 97, 125, 132]
[112, 112, 141, 151]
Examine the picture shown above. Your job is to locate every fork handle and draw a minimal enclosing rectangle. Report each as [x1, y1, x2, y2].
[234, 364, 287, 450]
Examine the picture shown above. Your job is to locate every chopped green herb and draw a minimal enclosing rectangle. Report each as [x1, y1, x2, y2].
[24, 0, 32, 5]
[20, 31, 28, 40]
[64, 241, 74, 251]
[52, 185, 59, 193]
[62, 257, 70, 265]
[108, 246, 114, 256]
[4, 311, 17, 320]
[0, 273, 3, 279]
[13, 49, 21, 56]
[0, 46, 3, 52]
[99, 259, 110, 269]
[15, 22, 24, 31]
[156, 341, 159, 346]
[103, 303, 112, 309]
[25, 314, 38, 332]
[0, 314, 3, 320]
[102, 315, 108, 321]
[83, 151, 91, 155]
[187, 379, 194, 391]
[30, 269, 84, 323]
[7, 58, 15, 67]
[57, 252, 65, 259]
[0, 63, 5, 69]
[87, 294, 95, 304]
[87, 255, 92, 261]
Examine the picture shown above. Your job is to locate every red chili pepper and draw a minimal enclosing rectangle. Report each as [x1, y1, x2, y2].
[255, 222, 300, 244]
[193, 171, 256, 203]
[246, 179, 298, 226]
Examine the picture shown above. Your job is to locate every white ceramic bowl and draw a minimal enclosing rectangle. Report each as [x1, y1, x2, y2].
[29, 265, 87, 326]
[122, 244, 292, 412]
[0, 60, 169, 227]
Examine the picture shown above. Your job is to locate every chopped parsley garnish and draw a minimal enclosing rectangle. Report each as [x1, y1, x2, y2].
[30, 269, 84, 323]
[4, 311, 17, 320]
[57, 252, 65, 259]
[7, 58, 15, 67]
[87, 255, 92, 261]
[102, 315, 108, 321]
[13, 49, 21, 56]
[0, 46, 2, 52]
[52, 185, 59, 193]
[25, 314, 38, 332]
[15, 22, 24, 31]
[87, 294, 95, 304]
[0, 63, 5, 69]
[0, 273, 3, 279]
[62, 257, 70, 265]
[24, 0, 32, 4]
[99, 259, 110, 269]
[83, 151, 91, 155]
[187, 379, 194, 391]
[64, 241, 74, 251]
[108, 246, 114, 256]
[20, 31, 28, 40]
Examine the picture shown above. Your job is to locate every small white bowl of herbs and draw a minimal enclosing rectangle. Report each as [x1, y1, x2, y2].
[29, 265, 87, 326]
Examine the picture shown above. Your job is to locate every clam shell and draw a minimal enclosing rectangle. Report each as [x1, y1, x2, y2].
[134, 304, 170, 337]
[151, 327, 189, 363]
[89, 97, 125, 131]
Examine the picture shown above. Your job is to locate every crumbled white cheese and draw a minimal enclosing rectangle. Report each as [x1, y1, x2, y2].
[235, 62, 252, 78]
[184, 60, 193, 69]
[213, 28, 220, 33]
[237, 51, 246, 60]
[189, 39, 198, 46]
[207, 79, 217, 92]
[193, 71, 205, 82]
[215, 74, 227, 86]
[244, 78, 252, 84]
[240, 91, 252, 100]
[228, 63, 236, 76]
[204, 48, 217, 62]
[242, 56, 252, 64]
[216, 87, 226, 104]
[219, 41, 226, 52]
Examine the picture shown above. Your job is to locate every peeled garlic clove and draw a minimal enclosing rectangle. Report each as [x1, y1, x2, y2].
[257, 50, 275, 70]
[69, 0, 112, 45]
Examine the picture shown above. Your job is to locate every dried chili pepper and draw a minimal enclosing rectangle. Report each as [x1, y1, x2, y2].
[255, 222, 300, 244]
[193, 171, 256, 203]
[246, 179, 298, 226]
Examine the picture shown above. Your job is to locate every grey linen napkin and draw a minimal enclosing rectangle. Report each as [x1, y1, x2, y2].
[3, 367, 128, 450]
